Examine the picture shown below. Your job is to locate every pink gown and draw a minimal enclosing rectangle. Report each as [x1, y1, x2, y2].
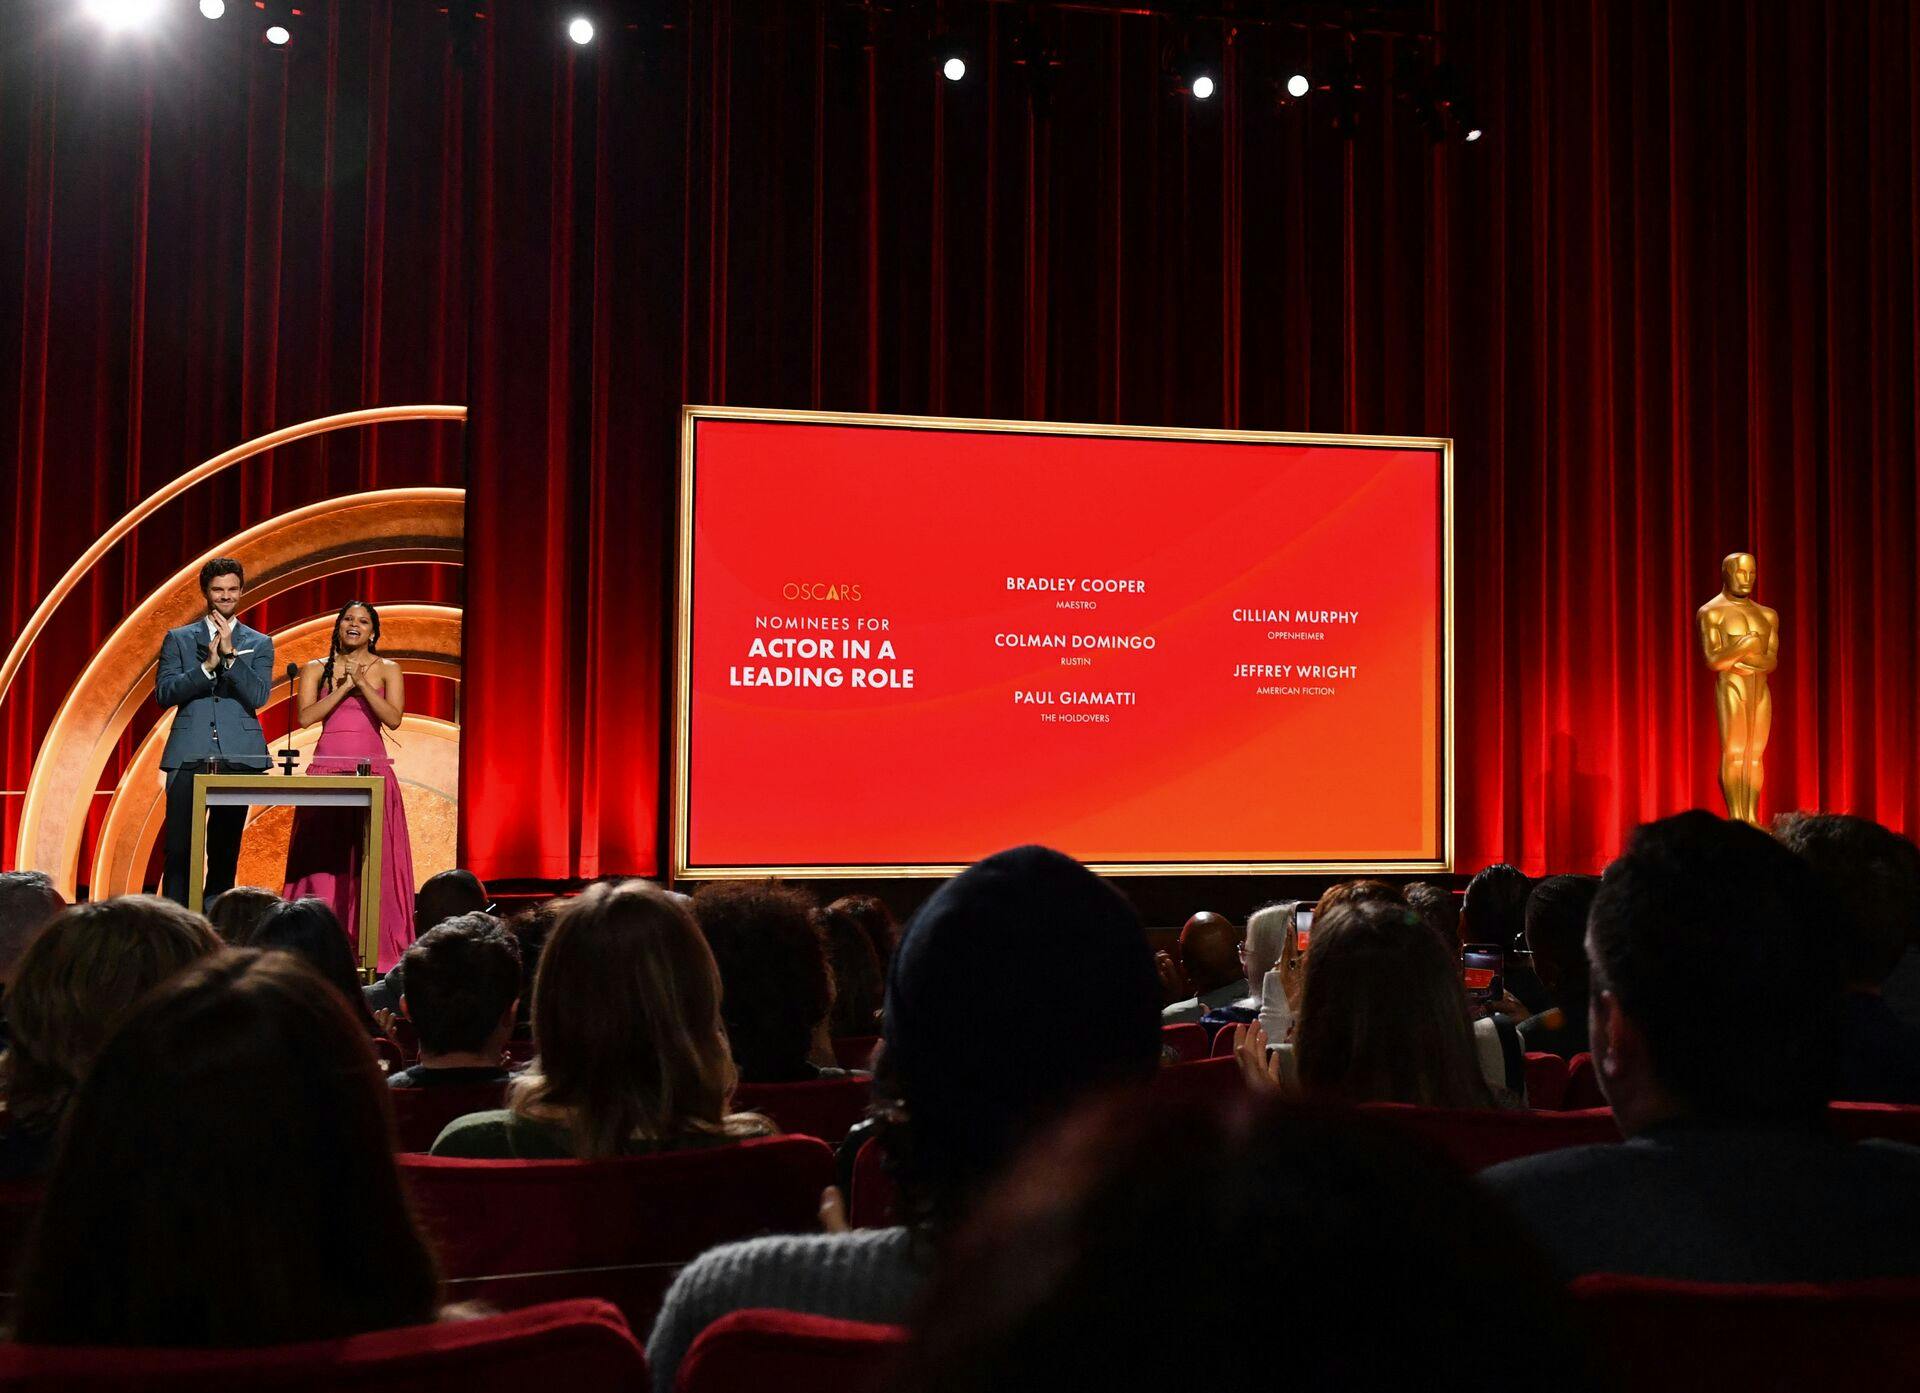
[282, 678, 416, 972]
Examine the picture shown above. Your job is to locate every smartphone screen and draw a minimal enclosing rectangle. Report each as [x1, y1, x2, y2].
[1461, 944, 1504, 1003]
[1295, 908, 1315, 953]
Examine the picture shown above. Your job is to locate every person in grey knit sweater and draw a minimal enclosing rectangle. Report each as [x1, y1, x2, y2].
[646, 845, 1165, 1389]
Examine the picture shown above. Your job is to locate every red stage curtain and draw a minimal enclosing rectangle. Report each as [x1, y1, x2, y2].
[0, 2, 466, 877]
[463, 0, 1920, 880]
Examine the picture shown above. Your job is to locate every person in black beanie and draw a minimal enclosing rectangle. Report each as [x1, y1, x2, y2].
[646, 845, 1163, 1391]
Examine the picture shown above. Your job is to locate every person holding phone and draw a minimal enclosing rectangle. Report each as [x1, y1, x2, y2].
[282, 600, 416, 973]
[156, 560, 274, 905]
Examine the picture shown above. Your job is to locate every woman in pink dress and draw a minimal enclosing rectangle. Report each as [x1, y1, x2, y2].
[282, 601, 416, 972]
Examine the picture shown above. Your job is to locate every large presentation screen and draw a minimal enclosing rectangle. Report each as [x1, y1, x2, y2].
[674, 408, 1452, 877]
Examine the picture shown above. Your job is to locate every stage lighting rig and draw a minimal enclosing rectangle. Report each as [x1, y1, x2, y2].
[199, 0, 226, 18]
[567, 15, 595, 45]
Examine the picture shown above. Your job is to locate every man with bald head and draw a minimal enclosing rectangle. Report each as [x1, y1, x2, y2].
[1161, 911, 1246, 1024]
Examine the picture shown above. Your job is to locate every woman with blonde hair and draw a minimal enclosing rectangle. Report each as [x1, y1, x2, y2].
[432, 880, 770, 1158]
[0, 896, 222, 1178]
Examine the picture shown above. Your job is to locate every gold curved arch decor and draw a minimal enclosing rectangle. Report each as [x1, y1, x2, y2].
[18, 490, 464, 898]
[89, 605, 464, 898]
[0, 406, 464, 717]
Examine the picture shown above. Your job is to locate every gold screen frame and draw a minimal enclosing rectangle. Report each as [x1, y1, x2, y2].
[673, 405, 1454, 881]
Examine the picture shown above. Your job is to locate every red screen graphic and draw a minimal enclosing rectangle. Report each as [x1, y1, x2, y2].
[680, 414, 1448, 872]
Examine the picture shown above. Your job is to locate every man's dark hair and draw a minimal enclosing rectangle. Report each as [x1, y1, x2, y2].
[197, 558, 244, 595]
[507, 900, 562, 1027]
[1524, 875, 1601, 999]
[690, 880, 830, 1083]
[0, 871, 63, 979]
[1462, 863, 1533, 950]
[415, 868, 487, 936]
[1591, 811, 1836, 1121]
[1773, 811, 1920, 987]
[818, 902, 884, 1037]
[400, 913, 520, 1055]
[1403, 881, 1461, 952]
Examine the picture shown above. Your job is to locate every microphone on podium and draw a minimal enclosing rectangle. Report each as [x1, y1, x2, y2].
[277, 662, 302, 776]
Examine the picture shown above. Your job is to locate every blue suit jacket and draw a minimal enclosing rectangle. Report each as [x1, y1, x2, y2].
[156, 619, 274, 771]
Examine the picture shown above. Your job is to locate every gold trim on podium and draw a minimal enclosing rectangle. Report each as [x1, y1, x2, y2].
[189, 774, 385, 974]
[672, 405, 1455, 881]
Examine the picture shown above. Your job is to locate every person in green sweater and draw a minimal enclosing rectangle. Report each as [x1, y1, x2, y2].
[431, 880, 771, 1158]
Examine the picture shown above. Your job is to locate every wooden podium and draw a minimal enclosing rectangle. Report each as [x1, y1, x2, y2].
[188, 774, 386, 974]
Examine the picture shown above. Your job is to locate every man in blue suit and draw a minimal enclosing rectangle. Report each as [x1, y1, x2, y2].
[157, 558, 275, 905]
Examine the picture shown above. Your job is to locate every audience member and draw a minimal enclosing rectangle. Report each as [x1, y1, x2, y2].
[691, 880, 849, 1082]
[1235, 901, 1296, 1042]
[13, 950, 441, 1346]
[900, 1095, 1590, 1393]
[251, 897, 382, 1036]
[827, 894, 898, 975]
[1239, 898, 1505, 1108]
[367, 867, 489, 1014]
[1315, 877, 1405, 919]
[507, 899, 561, 1029]
[1773, 811, 1920, 1103]
[432, 880, 771, 1158]
[1404, 880, 1461, 950]
[0, 872, 64, 1049]
[1159, 912, 1244, 1024]
[1517, 875, 1600, 1058]
[0, 896, 220, 1180]
[647, 845, 1162, 1390]
[203, 886, 281, 946]
[820, 900, 885, 1039]
[1462, 862, 1547, 1011]
[387, 913, 519, 1089]
[0, 872, 64, 990]
[1483, 812, 1920, 1280]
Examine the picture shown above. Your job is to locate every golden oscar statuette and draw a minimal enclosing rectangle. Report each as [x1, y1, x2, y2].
[1696, 552, 1778, 825]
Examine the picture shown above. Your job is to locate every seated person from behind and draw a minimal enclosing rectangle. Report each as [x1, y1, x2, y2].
[1160, 912, 1245, 1024]
[1773, 811, 1920, 1104]
[646, 845, 1164, 1392]
[0, 871, 65, 1048]
[1237, 898, 1506, 1109]
[692, 879, 856, 1082]
[13, 951, 443, 1347]
[365, 866, 489, 1015]
[1515, 875, 1600, 1058]
[0, 896, 220, 1180]
[1482, 812, 1920, 1282]
[431, 880, 772, 1158]
[387, 912, 520, 1088]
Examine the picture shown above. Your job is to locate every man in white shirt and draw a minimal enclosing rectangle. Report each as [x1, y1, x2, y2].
[156, 559, 274, 904]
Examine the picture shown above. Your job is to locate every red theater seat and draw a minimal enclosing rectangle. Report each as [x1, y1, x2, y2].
[1829, 1101, 1920, 1147]
[679, 1308, 906, 1393]
[1522, 1052, 1569, 1111]
[1211, 1025, 1240, 1058]
[389, 1017, 421, 1063]
[1572, 1274, 1920, 1393]
[388, 1082, 511, 1153]
[732, 1076, 872, 1144]
[1150, 1055, 1243, 1106]
[372, 1036, 406, 1076]
[400, 1135, 834, 1332]
[1359, 1103, 1620, 1171]
[0, 1298, 648, 1393]
[831, 1035, 880, 1071]
[1160, 1023, 1207, 1063]
[1563, 1052, 1608, 1110]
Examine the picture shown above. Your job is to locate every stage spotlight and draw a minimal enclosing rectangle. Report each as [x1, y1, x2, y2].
[1191, 73, 1216, 100]
[1286, 72, 1310, 99]
[943, 55, 966, 82]
[80, 0, 162, 31]
[199, 0, 225, 16]
[567, 16, 594, 45]
[265, 23, 289, 44]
